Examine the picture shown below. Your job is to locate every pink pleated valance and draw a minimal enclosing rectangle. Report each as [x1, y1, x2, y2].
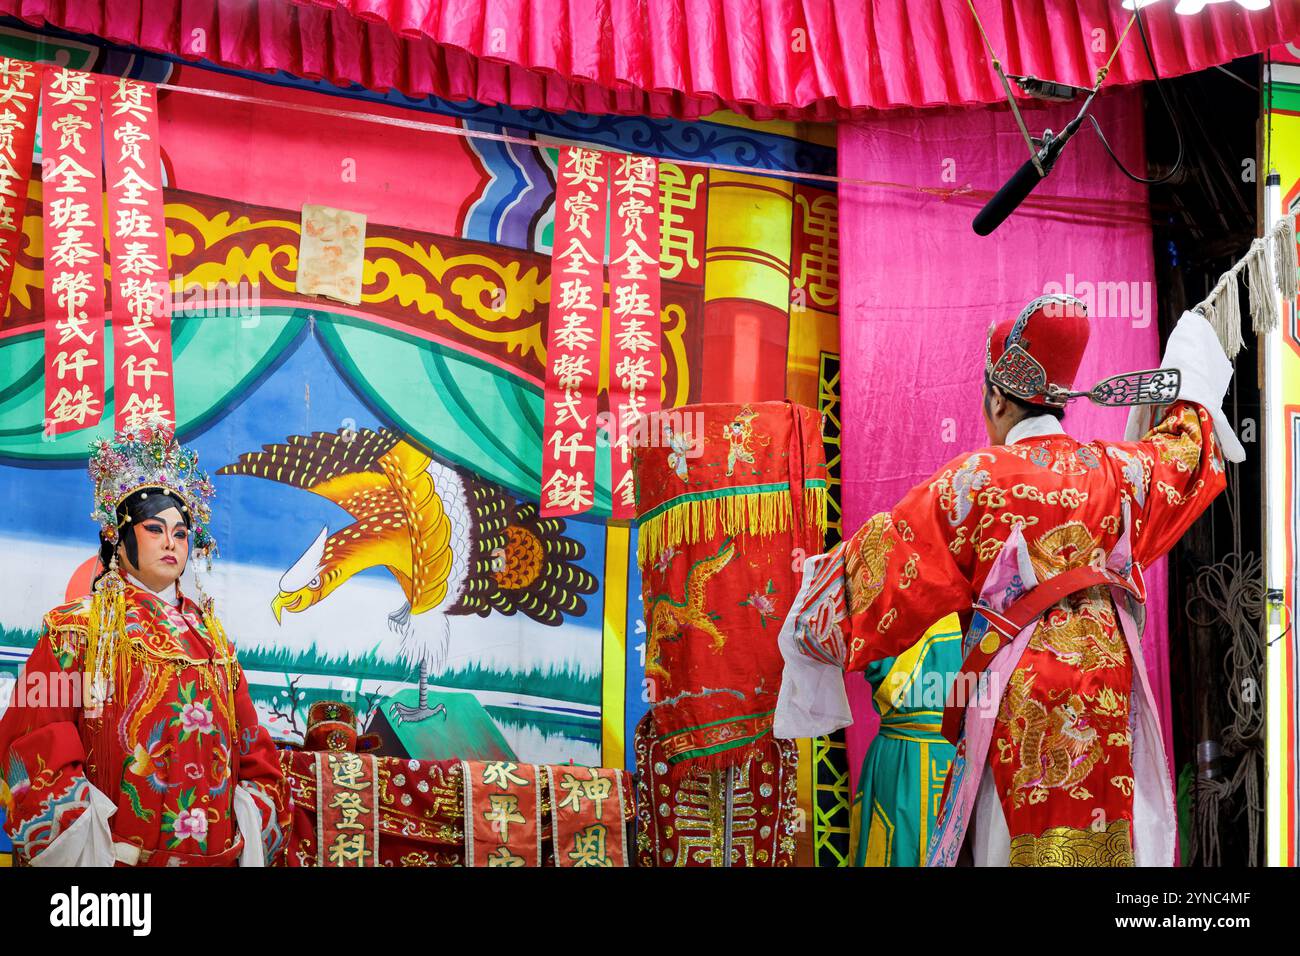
[4, 0, 1298, 119]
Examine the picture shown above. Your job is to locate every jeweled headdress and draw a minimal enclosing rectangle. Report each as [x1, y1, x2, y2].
[82, 417, 232, 715]
[87, 416, 217, 557]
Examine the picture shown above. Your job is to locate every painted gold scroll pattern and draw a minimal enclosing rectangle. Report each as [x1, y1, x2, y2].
[1, 188, 695, 403]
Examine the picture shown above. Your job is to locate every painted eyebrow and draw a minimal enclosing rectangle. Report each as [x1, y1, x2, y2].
[141, 519, 189, 533]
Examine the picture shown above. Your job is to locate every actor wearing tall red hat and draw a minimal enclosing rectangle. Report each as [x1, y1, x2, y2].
[775, 293, 1242, 866]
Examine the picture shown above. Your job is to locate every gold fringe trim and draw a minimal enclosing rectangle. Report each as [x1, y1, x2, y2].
[85, 574, 128, 709]
[201, 605, 239, 731]
[637, 484, 827, 569]
[85, 572, 239, 725]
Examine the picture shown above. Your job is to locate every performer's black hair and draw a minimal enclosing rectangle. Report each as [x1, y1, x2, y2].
[94, 488, 191, 586]
[983, 373, 1066, 423]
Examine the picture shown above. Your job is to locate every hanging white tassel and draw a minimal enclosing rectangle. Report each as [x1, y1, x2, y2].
[1274, 213, 1298, 307]
[1192, 211, 1300, 360]
[1213, 274, 1243, 359]
[1247, 238, 1279, 335]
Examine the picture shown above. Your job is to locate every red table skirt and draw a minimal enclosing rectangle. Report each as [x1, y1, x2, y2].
[279, 750, 634, 867]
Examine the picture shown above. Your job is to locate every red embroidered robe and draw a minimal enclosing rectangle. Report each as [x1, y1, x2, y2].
[790, 401, 1224, 864]
[0, 581, 291, 865]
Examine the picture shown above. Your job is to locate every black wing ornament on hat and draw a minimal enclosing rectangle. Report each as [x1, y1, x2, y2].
[987, 294, 1182, 409]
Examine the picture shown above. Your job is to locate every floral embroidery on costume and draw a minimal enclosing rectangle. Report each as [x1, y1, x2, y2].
[739, 580, 779, 627]
[163, 788, 209, 851]
[0, 581, 293, 865]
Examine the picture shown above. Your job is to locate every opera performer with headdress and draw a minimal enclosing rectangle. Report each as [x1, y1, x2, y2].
[0, 419, 290, 866]
[777, 299, 1242, 866]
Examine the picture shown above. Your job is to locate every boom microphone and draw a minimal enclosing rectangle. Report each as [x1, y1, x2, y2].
[972, 94, 1094, 236]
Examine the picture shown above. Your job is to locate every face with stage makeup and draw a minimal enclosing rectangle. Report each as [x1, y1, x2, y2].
[115, 501, 191, 593]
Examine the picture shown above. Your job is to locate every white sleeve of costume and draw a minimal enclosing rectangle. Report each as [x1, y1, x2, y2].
[233, 784, 266, 868]
[27, 783, 117, 868]
[773, 553, 853, 739]
[1124, 309, 1246, 463]
[970, 765, 1011, 866]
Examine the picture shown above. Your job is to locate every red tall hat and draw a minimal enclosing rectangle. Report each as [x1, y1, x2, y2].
[986, 294, 1091, 408]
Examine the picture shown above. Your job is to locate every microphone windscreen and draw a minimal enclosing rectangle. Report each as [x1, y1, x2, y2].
[972, 154, 1048, 236]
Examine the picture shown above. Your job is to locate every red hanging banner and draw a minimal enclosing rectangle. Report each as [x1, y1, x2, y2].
[605, 154, 661, 519]
[41, 66, 107, 435]
[314, 751, 381, 867]
[0, 57, 41, 319]
[461, 760, 542, 867]
[540, 146, 608, 517]
[546, 765, 629, 867]
[101, 76, 174, 431]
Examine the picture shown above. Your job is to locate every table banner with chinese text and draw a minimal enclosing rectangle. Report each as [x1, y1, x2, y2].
[41, 66, 106, 435]
[461, 759, 542, 867]
[101, 76, 174, 431]
[545, 765, 629, 867]
[606, 154, 661, 519]
[314, 751, 381, 867]
[0, 57, 41, 318]
[540, 146, 608, 517]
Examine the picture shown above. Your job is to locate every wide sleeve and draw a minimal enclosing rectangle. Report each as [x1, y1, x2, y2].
[1122, 401, 1227, 568]
[837, 480, 980, 670]
[775, 460, 979, 738]
[1120, 311, 1234, 567]
[230, 659, 290, 867]
[0, 615, 113, 864]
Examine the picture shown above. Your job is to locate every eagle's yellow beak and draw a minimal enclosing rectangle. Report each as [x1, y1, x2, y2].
[271, 591, 290, 625]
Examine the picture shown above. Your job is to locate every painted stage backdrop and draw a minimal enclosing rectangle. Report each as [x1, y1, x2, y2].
[0, 25, 842, 862]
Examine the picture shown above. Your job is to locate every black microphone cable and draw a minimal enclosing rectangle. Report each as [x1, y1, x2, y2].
[1088, 5, 1185, 186]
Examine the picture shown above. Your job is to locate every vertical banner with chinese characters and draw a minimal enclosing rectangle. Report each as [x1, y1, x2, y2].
[606, 155, 661, 519]
[546, 765, 629, 867]
[314, 751, 380, 867]
[461, 760, 542, 867]
[0, 58, 41, 318]
[41, 67, 106, 435]
[101, 76, 174, 431]
[540, 146, 608, 517]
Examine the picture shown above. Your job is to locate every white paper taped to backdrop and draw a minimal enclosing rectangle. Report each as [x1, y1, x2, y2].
[297, 204, 367, 306]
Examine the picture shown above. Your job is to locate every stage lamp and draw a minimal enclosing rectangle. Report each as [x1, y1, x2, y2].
[1121, 0, 1271, 14]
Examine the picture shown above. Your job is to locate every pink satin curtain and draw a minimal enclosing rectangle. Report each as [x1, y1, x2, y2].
[836, 87, 1175, 802]
[3, 0, 1296, 119]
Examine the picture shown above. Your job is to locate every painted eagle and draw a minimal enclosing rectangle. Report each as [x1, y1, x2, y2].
[217, 427, 598, 719]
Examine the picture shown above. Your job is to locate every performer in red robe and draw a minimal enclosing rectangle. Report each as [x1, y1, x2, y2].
[0, 419, 290, 866]
[776, 296, 1243, 865]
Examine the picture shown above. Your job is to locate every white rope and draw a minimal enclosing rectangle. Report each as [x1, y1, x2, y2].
[1193, 211, 1297, 357]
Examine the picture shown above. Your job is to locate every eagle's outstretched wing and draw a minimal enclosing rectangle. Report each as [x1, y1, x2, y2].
[216, 428, 406, 520]
[219, 428, 460, 614]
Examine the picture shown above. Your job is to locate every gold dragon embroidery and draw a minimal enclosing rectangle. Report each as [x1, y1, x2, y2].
[645, 539, 737, 686]
[845, 513, 895, 617]
[1000, 669, 1102, 807]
